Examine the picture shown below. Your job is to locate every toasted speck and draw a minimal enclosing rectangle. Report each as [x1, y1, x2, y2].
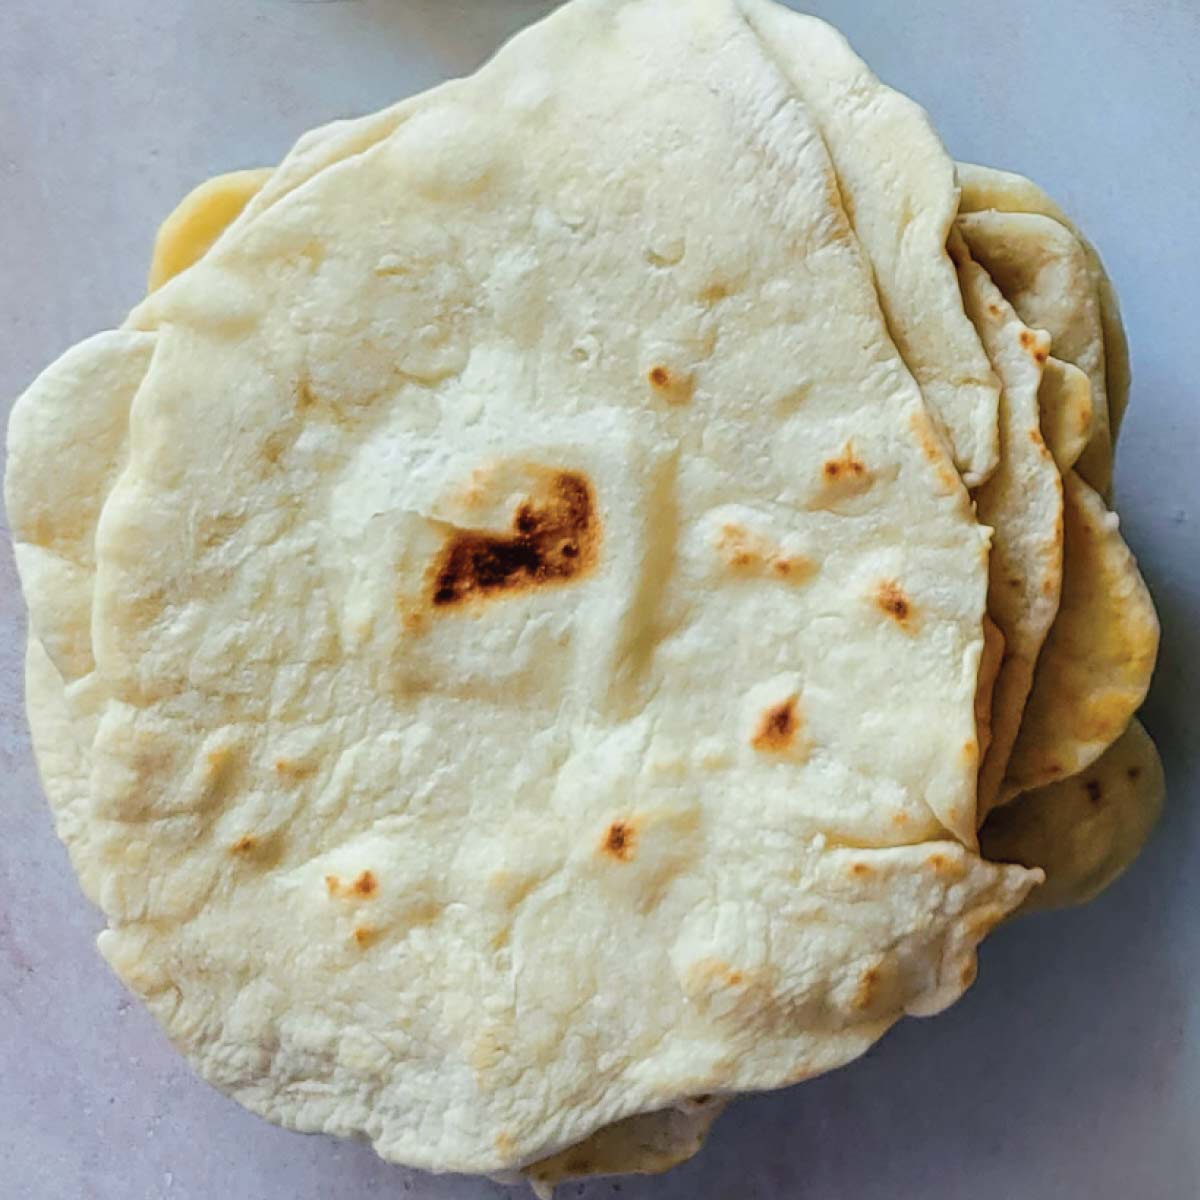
[751, 696, 800, 753]
[875, 580, 914, 628]
[602, 820, 637, 862]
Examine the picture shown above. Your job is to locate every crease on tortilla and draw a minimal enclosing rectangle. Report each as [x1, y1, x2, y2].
[742, 0, 1001, 487]
[957, 209, 1112, 495]
[956, 162, 1131, 447]
[1038, 356, 1094, 472]
[1002, 471, 1159, 797]
[949, 229, 1063, 820]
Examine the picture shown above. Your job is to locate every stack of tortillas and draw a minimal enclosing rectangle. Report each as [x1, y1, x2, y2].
[5, 0, 1161, 1191]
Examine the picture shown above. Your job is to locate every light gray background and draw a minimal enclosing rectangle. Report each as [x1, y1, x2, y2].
[1, 2, 1197, 1198]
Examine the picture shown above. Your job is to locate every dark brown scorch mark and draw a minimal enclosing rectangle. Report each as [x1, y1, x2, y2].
[431, 470, 599, 609]
[602, 820, 637, 862]
[876, 580, 914, 628]
[751, 696, 800, 753]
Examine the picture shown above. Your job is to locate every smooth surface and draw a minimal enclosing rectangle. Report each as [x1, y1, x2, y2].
[0, 2, 1196, 1198]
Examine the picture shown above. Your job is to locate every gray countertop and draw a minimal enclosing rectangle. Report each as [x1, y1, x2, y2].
[2, 3, 1197, 1198]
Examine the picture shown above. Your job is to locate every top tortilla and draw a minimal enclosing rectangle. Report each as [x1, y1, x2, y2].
[7, 0, 1034, 1173]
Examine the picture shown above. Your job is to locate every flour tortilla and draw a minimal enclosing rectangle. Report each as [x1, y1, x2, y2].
[148, 169, 273, 292]
[8, 0, 1036, 1173]
[957, 209, 1113, 494]
[741, 0, 1000, 487]
[949, 231, 1063, 819]
[1038, 356, 1095, 473]
[982, 720, 1163, 913]
[1003, 471, 1159, 796]
[956, 162, 1131, 447]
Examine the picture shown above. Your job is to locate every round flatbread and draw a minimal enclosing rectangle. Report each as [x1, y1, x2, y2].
[7, 0, 1035, 1173]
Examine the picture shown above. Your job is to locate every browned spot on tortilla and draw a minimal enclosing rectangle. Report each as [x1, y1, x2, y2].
[875, 580, 914, 628]
[960, 960, 978, 989]
[274, 758, 316, 781]
[849, 861, 873, 879]
[353, 870, 377, 897]
[352, 926, 376, 948]
[400, 609, 426, 634]
[325, 875, 340, 895]
[715, 524, 813, 583]
[751, 696, 800, 753]
[962, 739, 979, 765]
[296, 380, 318, 410]
[726, 969, 744, 986]
[405, 900, 443, 927]
[700, 281, 731, 303]
[1085, 779, 1103, 807]
[927, 852, 968, 882]
[1019, 329, 1048, 363]
[649, 365, 672, 388]
[910, 410, 946, 464]
[852, 966, 881, 1011]
[431, 470, 599, 609]
[1128, 766, 1143, 782]
[988, 303, 1002, 317]
[602, 820, 637, 862]
[821, 441, 871, 491]
[494, 1132, 516, 1160]
[229, 835, 257, 855]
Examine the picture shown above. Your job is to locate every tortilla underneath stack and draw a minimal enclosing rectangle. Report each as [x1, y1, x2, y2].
[6, 0, 1160, 1190]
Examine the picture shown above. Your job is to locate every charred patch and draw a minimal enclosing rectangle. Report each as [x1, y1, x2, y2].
[1085, 779, 1103, 806]
[1127, 766, 1142, 782]
[602, 819, 637, 862]
[751, 696, 800, 753]
[875, 580, 914, 628]
[431, 470, 599, 609]
[353, 870, 377, 897]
